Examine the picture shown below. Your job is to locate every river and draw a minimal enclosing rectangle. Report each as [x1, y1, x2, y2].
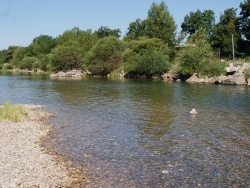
[0, 73, 249, 187]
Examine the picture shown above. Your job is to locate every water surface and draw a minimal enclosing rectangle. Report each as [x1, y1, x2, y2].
[0, 73, 249, 187]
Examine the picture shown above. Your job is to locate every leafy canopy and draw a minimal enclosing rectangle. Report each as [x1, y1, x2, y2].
[181, 9, 215, 37]
[85, 36, 124, 76]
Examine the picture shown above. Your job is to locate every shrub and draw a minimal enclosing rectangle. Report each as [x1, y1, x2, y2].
[85, 36, 124, 76]
[244, 68, 250, 79]
[133, 50, 170, 77]
[20, 57, 36, 70]
[0, 101, 27, 122]
[202, 60, 227, 77]
[51, 46, 83, 72]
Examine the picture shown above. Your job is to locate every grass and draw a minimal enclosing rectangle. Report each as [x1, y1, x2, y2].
[0, 101, 28, 122]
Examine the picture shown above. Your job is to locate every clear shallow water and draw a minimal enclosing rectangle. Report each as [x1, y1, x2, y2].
[0, 73, 249, 187]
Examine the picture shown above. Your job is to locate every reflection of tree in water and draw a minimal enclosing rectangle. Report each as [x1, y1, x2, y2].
[127, 82, 176, 154]
[50, 78, 125, 106]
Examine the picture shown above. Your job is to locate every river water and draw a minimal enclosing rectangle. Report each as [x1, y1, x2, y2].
[0, 73, 249, 187]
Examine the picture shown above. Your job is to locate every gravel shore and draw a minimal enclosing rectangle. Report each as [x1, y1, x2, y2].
[0, 105, 85, 188]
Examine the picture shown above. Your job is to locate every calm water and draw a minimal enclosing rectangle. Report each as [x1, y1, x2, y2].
[0, 73, 249, 187]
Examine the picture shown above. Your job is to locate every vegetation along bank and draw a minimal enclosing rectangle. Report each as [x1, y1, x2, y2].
[1, 1, 250, 85]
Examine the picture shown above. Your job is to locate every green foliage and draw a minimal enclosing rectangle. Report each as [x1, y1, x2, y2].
[244, 68, 250, 79]
[39, 54, 53, 72]
[133, 50, 170, 77]
[211, 8, 240, 57]
[238, 0, 250, 41]
[179, 28, 212, 76]
[0, 50, 8, 64]
[124, 37, 169, 76]
[31, 35, 57, 55]
[145, 1, 177, 47]
[20, 57, 36, 70]
[0, 101, 27, 122]
[202, 61, 226, 77]
[95, 25, 121, 38]
[85, 36, 124, 76]
[56, 27, 98, 56]
[51, 46, 83, 72]
[124, 19, 146, 41]
[181, 9, 215, 37]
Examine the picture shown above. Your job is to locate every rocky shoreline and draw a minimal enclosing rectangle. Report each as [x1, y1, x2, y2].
[0, 105, 88, 188]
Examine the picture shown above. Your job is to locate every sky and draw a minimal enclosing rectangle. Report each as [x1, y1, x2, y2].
[0, 0, 244, 50]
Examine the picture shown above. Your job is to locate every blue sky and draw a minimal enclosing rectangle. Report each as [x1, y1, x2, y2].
[0, 0, 243, 50]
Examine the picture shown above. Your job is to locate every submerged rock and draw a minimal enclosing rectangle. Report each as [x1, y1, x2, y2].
[190, 108, 197, 114]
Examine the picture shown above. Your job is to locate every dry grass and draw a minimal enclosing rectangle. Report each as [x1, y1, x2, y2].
[0, 101, 28, 122]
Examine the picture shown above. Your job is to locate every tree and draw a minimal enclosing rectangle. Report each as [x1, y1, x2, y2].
[56, 27, 98, 56]
[179, 28, 212, 76]
[181, 9, 215, 37]
[85, 36, 124, 76]
[51, 46, 83, 72]
[19, 57, 36, 70]
[211, 8, 240, 57]
[124, 37, 170, 77]
[124, 19, 146, 41]
[238, 0, 250, 41]
[31, 35, 57, 55]
[145, 1, 177, 47]
[95, 26, 121, 38]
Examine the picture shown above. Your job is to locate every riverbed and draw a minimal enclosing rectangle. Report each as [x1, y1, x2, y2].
[0, 73, 249, 187]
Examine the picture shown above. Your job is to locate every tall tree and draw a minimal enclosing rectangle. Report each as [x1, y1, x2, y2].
[95, 25, 121, 38]
[31, 35, 57, 55]
[181, 9, 215, 37]
[124, 19, 146, 41]
[211, 8, 240, 57]
[238, 0, 250, 40]
[145, 1, 177, 47]
[179, 28, 212, 76]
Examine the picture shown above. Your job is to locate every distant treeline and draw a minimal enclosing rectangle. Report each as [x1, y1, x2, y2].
[0, 1, 249, 78]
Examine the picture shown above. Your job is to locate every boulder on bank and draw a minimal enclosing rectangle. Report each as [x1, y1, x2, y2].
[221, 72, 247, 85]
[50, 69, 83, 78]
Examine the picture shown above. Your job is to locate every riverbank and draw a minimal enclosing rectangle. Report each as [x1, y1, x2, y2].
[0, 104, 88, 187]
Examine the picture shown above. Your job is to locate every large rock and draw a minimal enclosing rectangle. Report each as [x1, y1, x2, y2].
[186, 74, 200, 83]
[221, 73, 247, 85]
[247, 79, 250, 86]
[215, 75, 228, 84]
[50, 69, 83, 77]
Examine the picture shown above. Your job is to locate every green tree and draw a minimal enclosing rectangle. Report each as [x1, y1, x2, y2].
[85, 36, 124, 76]
[20, 57, 36, 70]
[238, 0, 250, 40]
[211, 8, 240, 57]
[145, 1, 177, 47]
[133, 50, 169, 77]
[95, 25, 121, 38]
[124, 19, 146, 41]
[179, 28, 212, 76]
[124, 37, 170, 77]
[0, 50, 8, 65]
[181, 9, 215, 37]
[31, 35, 57, 55]
[56, 27, 98, 56]
[51, 46, 83, 72]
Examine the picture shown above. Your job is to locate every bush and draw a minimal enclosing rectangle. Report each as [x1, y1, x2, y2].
[85, 36, 124, 76]
[179, 28, 212, 76]
[51, 46, 83, 72]
[133, 50, 170, 77]
[0, 101, 27, 122]
[20, 57, 36, 70]
[202, 61, 226, 77]
[244, 68, 250, 79]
